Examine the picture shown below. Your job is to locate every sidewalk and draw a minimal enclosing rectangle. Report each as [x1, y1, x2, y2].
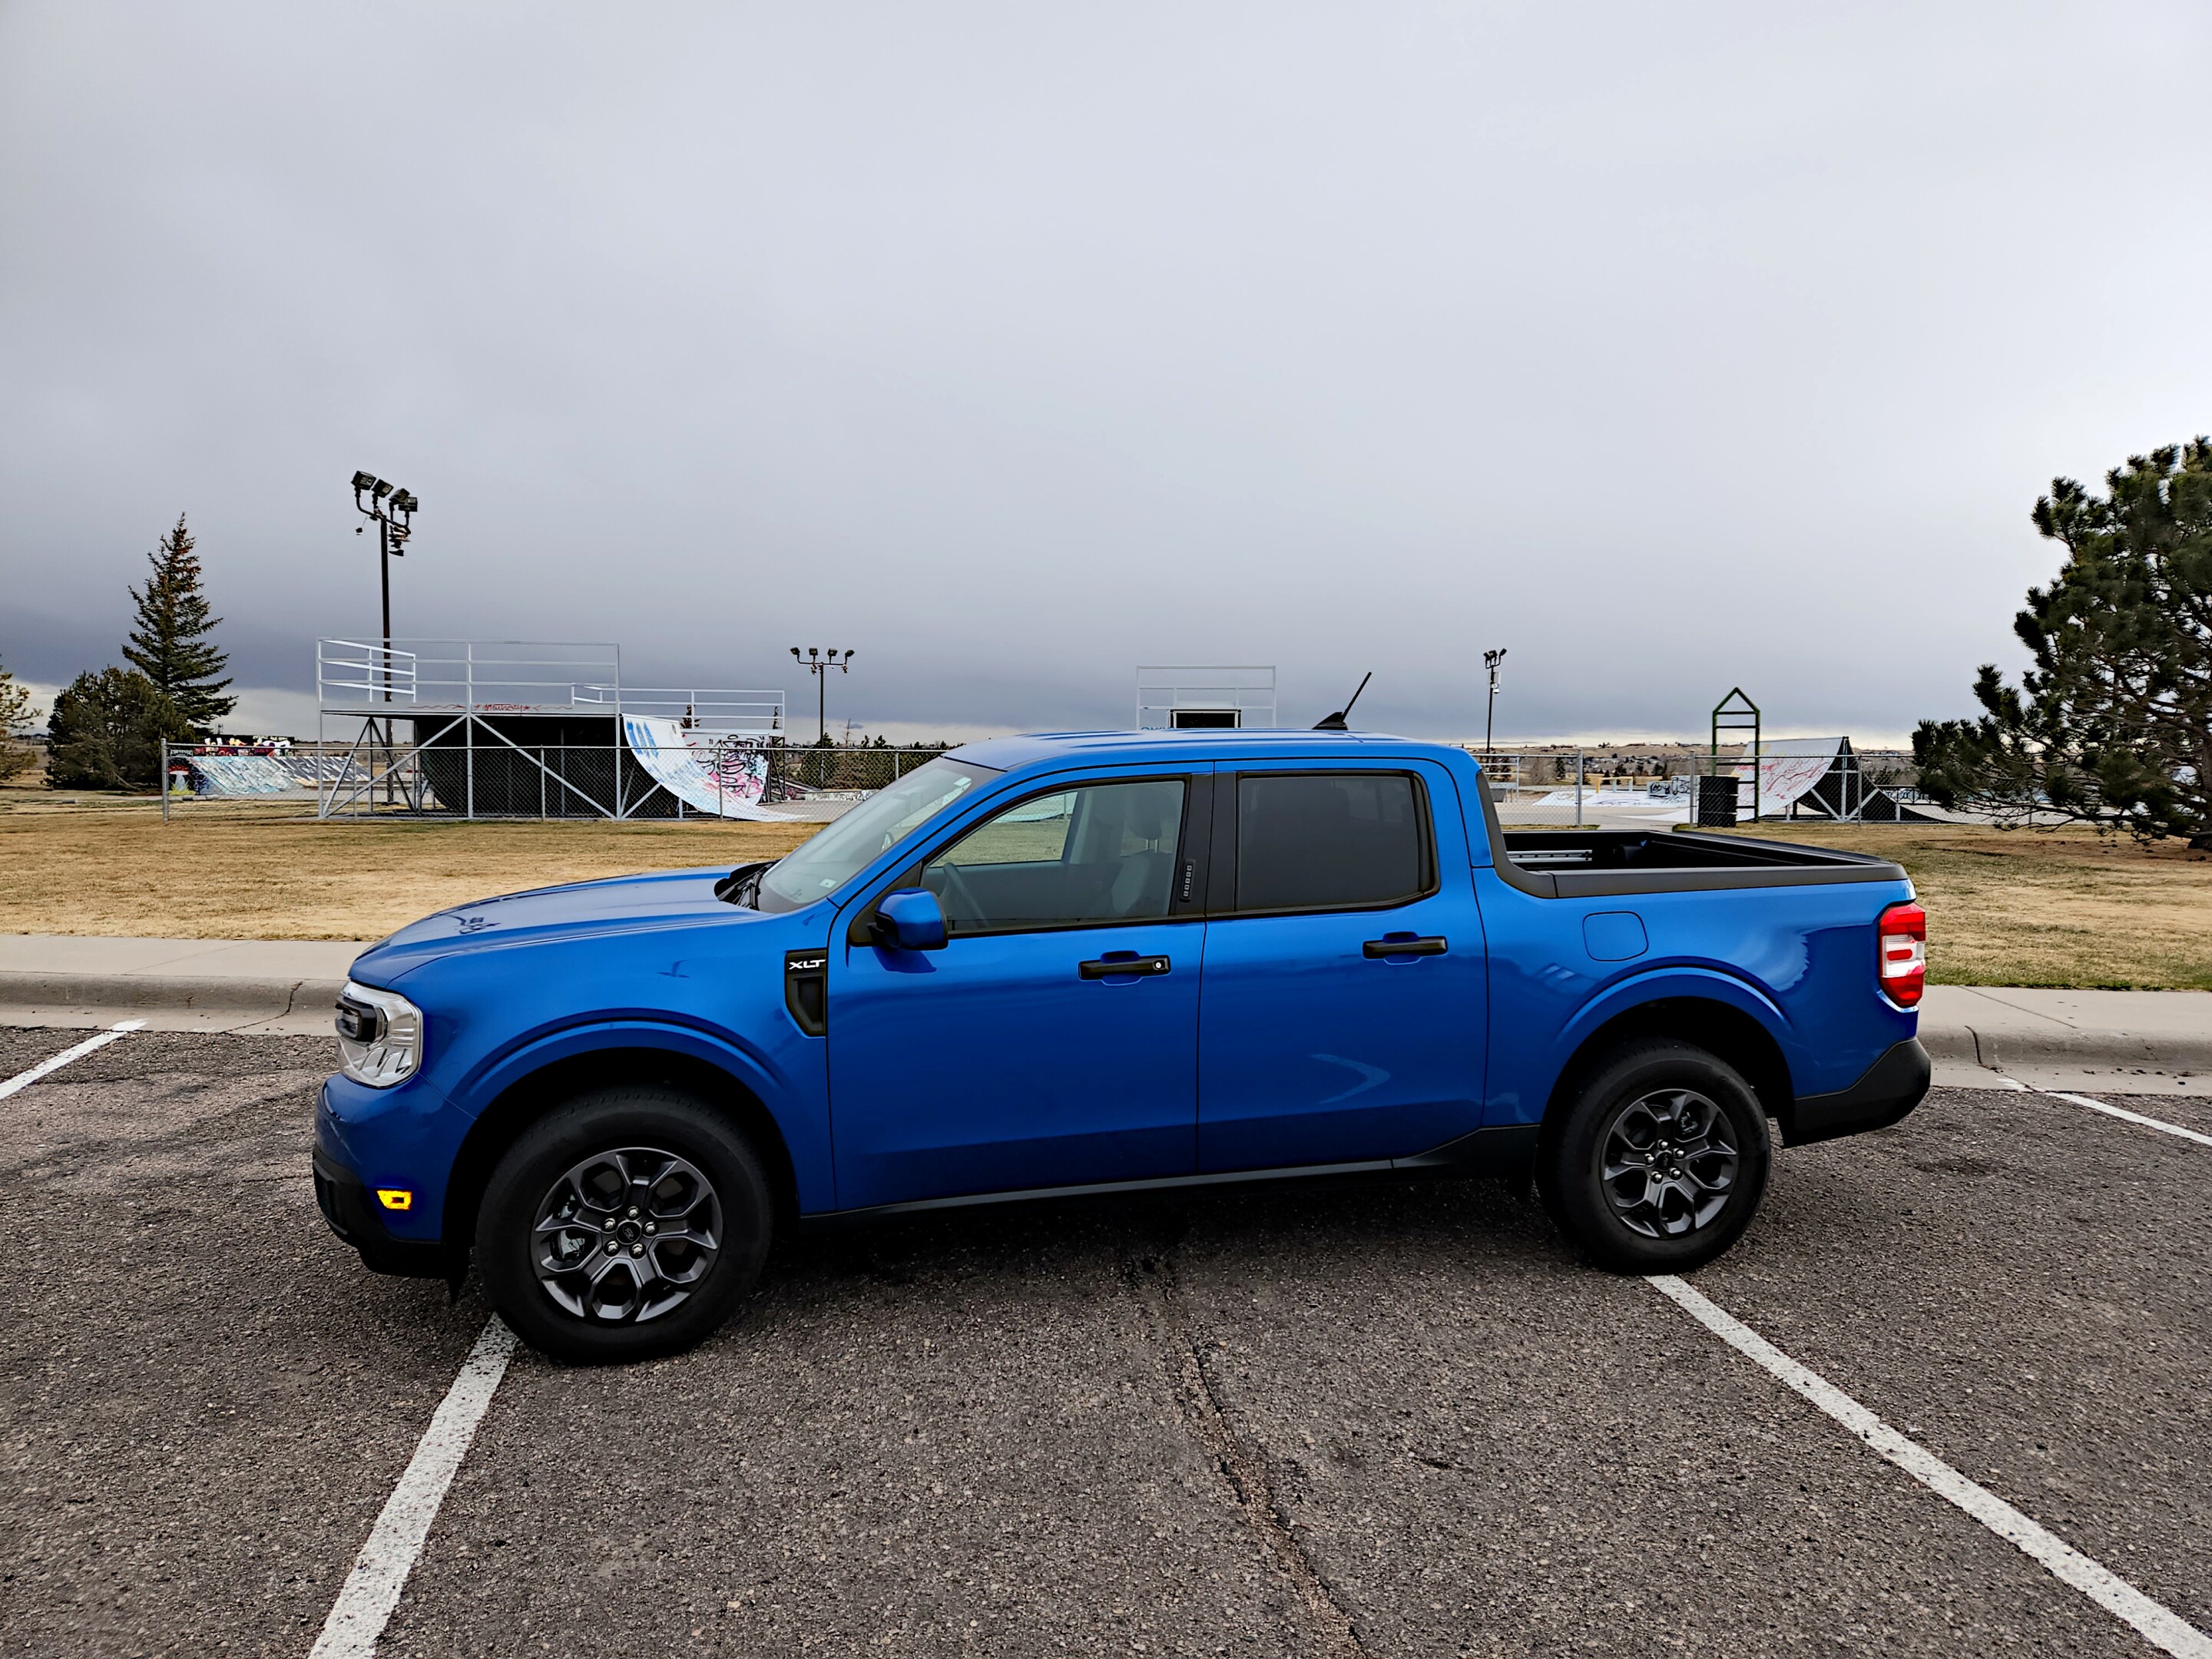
[0, 935, 2205, 1092]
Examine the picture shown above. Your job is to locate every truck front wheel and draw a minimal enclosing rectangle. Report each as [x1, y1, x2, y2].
[477, 1084, 773, 1363]
[1541, 1039, 1771, 1273]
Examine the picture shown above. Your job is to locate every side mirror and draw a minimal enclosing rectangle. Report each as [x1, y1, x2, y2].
[873, 888, 948, 952]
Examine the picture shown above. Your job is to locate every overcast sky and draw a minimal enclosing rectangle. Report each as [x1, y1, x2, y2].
[4, 2, 2209, 743]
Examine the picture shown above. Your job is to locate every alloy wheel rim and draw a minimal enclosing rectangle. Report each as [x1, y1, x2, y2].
[531, 1146, 723, 1323]
[1599, 1087, 1739, 1238]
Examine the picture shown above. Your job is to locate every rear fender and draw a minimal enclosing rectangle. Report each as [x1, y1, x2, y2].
[1539, 967, 1802, 1128]
[1555, 965, 1793, 1056]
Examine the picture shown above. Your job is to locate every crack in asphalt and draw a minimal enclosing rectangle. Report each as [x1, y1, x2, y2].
[1117, 1214, 1369, 1659]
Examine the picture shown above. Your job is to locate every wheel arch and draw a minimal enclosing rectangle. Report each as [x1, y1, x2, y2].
[1538, 995, 1795, 1159]
[442, 1045, 801, 1255]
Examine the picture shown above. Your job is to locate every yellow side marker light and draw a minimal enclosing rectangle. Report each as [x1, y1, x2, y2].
[376, 1189, 414, 1212]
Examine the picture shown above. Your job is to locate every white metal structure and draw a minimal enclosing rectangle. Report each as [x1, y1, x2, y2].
[316, 640, 785, 735]
[314, 639, 786, 820]
[1135, 665, 1277, 730]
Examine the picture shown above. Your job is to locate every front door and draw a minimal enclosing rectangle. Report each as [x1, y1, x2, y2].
[1197, 763, 1487, 1172]
[828, 771, 1207, 1210]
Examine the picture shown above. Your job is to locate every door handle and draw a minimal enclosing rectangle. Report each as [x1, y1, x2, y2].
[1363, 935, 1447, 959]
[1080, 954, 1172, 979]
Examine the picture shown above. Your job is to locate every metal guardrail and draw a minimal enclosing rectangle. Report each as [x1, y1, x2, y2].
[316, 639, 785, 733]
[1136, 665, 1277, 730]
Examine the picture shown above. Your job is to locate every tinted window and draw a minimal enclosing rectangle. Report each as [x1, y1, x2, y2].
[1235, 772, 1426, 912]
[922, 778, 1187, 933]
[758, 757, 995, 912]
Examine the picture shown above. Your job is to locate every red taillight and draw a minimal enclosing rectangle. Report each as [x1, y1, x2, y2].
[1877, 900, 1926, 1008]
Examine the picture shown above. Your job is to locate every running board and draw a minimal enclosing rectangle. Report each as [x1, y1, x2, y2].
[796, 1123, 1540, 1230]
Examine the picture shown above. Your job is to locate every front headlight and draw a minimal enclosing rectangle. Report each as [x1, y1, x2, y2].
[336, 981, 424, 1088]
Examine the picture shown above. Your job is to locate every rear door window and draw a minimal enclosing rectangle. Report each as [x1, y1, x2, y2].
[1233, 771, 1431, 913]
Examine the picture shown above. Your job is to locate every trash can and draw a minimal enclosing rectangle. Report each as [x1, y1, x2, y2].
[1695, 773, 1739, 827]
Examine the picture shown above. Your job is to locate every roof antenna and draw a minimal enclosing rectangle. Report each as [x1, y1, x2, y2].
[1313, 671, 1373, 731]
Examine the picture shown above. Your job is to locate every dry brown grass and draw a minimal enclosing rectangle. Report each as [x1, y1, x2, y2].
[0, 794, 816, 941]
[5, 792, 2210, 986]
[1709, 821, 2212, 990]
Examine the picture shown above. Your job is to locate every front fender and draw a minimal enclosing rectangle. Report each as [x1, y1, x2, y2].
[449, 1015, 833, 1214]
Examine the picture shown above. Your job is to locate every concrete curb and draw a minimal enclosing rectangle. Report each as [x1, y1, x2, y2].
[0, 972, 347, 1035]
[0, 971, 346, 1018]
[1916, 985, 2212, 1093]
[1919, 1022, 2212, 1073]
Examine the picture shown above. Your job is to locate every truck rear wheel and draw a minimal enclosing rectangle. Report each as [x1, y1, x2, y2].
[477, 1084, 773, 1363]
[1541, 1039, 1770, 1273]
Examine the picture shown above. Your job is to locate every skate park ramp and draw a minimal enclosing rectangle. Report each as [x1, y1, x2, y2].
[621, 716, 852, 822]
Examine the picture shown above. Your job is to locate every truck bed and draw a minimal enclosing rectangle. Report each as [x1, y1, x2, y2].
[1492, 826, 1906, 899]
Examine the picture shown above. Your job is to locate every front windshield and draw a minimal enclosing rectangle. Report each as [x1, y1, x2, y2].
[757, 757, 998, 913]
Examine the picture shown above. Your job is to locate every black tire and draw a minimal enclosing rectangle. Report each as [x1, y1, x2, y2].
[1541, 1038, 1771, 1273]
[476, 1084, 773, 1363]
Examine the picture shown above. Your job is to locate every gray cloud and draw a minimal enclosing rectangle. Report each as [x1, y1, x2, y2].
[5, 1, 2210, 742]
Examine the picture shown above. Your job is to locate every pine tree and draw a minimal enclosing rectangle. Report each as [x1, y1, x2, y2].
[47, 668, 191, 792]
[0, 651, 37, 782]
[1915, 437, 2212, 839]
[124, 514, 235, 735]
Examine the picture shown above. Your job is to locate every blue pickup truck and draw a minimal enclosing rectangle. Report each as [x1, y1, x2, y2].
[314, 730, 1929, 1361]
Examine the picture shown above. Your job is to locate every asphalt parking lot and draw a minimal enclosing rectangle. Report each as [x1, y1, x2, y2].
[2, 1026, 2207, 1657]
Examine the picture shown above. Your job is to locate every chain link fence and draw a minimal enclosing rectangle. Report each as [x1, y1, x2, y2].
[163, 733, 1926, 828]
[1470, 745, 1923, 828]
[164, 738, 955, 822]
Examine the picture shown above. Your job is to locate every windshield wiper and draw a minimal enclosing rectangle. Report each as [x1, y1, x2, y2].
[714, 861, 770, 909]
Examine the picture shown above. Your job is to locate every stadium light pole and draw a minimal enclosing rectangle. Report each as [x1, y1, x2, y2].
[353, 473, 419, 803]
[1483, 647, 1507, 754]
[790, 647, 854, 743]
[351, 472, 419, 701]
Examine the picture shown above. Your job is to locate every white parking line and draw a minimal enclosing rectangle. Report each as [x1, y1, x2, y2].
[1649, 1276, 2212, 1659]
[0, 1020, 146, 1099]
[310, 1317, 518, 1658]
[1952, 1073, 2212, 1149]
[2045, 1091, 2212, 1150]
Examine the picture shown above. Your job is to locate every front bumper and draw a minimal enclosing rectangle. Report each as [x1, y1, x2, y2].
[1785, 1038, 1931, 1146]
[311, 1146, 452, 1279]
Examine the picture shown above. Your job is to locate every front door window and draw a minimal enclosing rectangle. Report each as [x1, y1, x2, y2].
[922, 777, 1187, 933]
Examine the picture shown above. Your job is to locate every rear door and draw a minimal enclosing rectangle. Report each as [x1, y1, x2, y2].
[827, 767, 1210, 1210]
[1196, 760, 1487, 1172]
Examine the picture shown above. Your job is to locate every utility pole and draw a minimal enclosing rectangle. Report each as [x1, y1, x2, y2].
[352, 472, 419, 803]
[1483, 647, 1507, 754]
[790, 647, 854, 743]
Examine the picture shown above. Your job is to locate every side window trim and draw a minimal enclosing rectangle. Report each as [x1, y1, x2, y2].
[1215, 767, 1441, 920]
[847, 771, 1206, 945]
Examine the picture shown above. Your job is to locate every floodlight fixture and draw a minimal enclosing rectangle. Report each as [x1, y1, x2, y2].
[790, 645, 856, 742]
[351, 469, 425, 724]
